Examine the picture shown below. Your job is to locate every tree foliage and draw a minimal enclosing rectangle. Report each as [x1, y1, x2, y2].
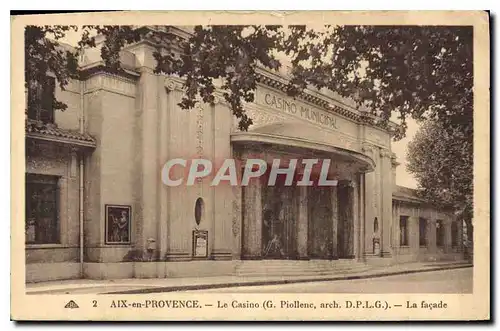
[25, 24, 475, 240]
[25, 24, 473, 140]
[153, 25, 284, 130]
[284, 25, 473, 140]
[407, 120, 473, 243]
[25, 25, 79, 113]
[25, 25, 141, 113]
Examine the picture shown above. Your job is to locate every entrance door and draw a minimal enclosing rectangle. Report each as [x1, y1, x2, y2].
[261, 183, 297, 259]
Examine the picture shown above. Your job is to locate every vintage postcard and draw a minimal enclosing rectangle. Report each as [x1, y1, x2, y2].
[11, 11, 490, 321]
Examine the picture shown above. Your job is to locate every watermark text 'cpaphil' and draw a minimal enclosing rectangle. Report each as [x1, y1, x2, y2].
[161, 158, 339, 187]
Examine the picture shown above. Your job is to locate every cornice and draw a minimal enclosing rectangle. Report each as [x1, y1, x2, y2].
[80, 64, 140, 83]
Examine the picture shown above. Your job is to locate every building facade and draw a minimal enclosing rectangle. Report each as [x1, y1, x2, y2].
[25, 27, 465, 282]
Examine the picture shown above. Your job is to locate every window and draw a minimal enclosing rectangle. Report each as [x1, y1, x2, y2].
[27, 76, 55, 123]
[25, 174, 59, 244]
[399, 216, 409, 246]
[451, 221, 459, 247]
[419, 217, 428, 247]
[194, 197, 204, 226]
[436, 220, 445, 247]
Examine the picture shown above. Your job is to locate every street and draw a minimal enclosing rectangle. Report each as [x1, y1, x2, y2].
[188, 268, 473, 293]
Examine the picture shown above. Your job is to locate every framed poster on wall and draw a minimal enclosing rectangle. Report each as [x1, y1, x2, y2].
[192, 230, 208, 258]
[105, 204, 131, 245]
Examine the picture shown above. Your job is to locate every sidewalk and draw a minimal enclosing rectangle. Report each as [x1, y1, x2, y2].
[26, 261, 472, 295]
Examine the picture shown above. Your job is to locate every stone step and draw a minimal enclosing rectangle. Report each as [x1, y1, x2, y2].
[236, 260, 362, 265]
[237, 263, 366, 268]
[236, 268, 369, 274]
[236, 266, 370, 272]
[236, 266, 364, 271]
[235, 260, 371, 277]
[236, 269, 371, 277]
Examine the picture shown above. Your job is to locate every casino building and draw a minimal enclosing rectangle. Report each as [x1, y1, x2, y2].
[24, 26, 465, 282]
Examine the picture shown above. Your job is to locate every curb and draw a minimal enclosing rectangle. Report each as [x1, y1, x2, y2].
[103, 264, 473, 295]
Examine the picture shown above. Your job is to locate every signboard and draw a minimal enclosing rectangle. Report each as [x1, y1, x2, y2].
[192, 230, 208, 258]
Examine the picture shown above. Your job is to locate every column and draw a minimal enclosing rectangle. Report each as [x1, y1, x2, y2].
[241, 178, 262, 259]
[296, 185, 309, 259]
[358, 173, 366, 261]
[428, 219, 437, 254]
[331, 185, 339, 259]
[364, 172, 376, 256]
[352, 179, 359, 260]
[231, 152, 243, 259]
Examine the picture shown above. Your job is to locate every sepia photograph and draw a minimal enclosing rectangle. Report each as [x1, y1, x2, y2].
[10, 11, 490, 321]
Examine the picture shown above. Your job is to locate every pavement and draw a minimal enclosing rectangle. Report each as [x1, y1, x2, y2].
[26, 260, 472, 295]
[194, 268, 473, 293]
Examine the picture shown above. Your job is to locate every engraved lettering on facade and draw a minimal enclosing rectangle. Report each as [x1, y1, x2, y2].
[262, 92, 338, 129]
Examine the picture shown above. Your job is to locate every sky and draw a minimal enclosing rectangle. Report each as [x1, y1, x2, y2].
[391, 118, 419, 189]
[59, 28, 419, 189]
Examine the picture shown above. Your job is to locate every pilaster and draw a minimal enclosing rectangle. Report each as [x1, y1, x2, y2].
[138, 67, 160, 254]
[409, 216, 420, 253]
[444, 219, 453, 254]
[380, 149, 393, 257]
[157, 77, 170, 261]
[163, 78, 191, 261]
[361, 144, 377, 256]
[211, 97, 233, 260]
[428, 219, 438, 254]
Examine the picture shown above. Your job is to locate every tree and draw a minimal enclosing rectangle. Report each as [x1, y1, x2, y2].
[406, 120, 473, 247]
[283, 25, 473, 141]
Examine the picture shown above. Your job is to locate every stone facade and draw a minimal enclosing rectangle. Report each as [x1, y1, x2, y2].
[24, 30, 465, 282]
